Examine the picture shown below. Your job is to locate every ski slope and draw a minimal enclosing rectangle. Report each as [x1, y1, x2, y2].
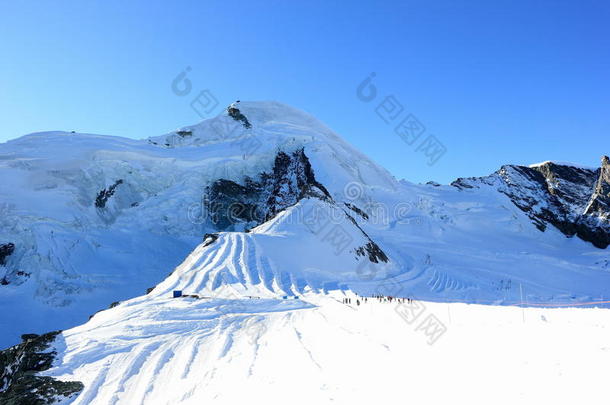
[44, 291, 610, 405]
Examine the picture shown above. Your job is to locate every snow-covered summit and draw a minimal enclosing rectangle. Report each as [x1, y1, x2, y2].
[452, 155, 610, 248]
[529, 160, 597, 171]
[146, 100, 340, 155]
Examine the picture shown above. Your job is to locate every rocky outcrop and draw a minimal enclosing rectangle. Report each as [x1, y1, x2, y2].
[0, 271, 30, 287]
[584, 156, 610, 217]
[344, 203, 369, 220]
[206, 148, 389, 263]
[1, 243, 17, 286]
[452, 158, 610, 248]
[0, 243, 15, 266]
[355, 241, 389, 264]
[343, 212, 389, 264]
[95, 179, 124, 208]
[579, 156, 610, 248]
[227, 104, 252, 129]
[0, 332, 83, 404]
[202, 233, 219, 247]
[176, 130, 192, 138]
[206, 148, 330, 230]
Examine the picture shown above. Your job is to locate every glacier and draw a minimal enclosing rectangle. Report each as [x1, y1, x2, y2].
[1, 101, 609, 404]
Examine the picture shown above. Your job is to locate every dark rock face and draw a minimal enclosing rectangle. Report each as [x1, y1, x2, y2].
[202, 233, 219, 247]
[579, 156, 610, 248]
[344, 203, 369, 220]
[0, 331, 83, 404]
[1, 243, 16, 286]
[227, 106, 252, 129]
[206, 179, 262, 230]
[1, 271, 30, 287]
[355, 241, 389, 264]
[206, 148, 389, 263]
[450, 178, 477, 190]
[206, 148, 330, 230]
[452, 158, 610, 248]
[95, 179, 124, 208]
[176, 130, 193, 138]
[0, 243, 15, 266]
[584, 156, 610, 217]
[343, 212, 389, 264]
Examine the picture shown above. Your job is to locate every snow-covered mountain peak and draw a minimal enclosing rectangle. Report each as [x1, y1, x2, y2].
[451, 156, 610, 248]
[146, 100, 399, 199]
[147, 100, 338, 150]
[528, 160, 597, 171]
[229, 101, 335, 133]
[0, 100, 609, 355]
[2, 99, 610, 404]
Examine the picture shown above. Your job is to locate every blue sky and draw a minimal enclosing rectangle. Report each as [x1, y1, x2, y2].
[1, 0, 608, 183]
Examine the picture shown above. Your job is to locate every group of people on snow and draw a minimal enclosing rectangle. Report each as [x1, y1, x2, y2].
[342, 294, 415, 306]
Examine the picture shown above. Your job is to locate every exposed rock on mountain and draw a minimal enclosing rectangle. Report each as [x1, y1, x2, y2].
[355, 241, 389, 263]
[94, 179, 124, 208]
[584, 156, 610, 218]
[0, 332, 83, 404]
[0, 100, 608, 354]
[0, 243, 14, 266]
[206, 148, 330, 230]
[580, 156, 610, 248]
[451, 158, 609, 248]
[227, 103, 252, 129]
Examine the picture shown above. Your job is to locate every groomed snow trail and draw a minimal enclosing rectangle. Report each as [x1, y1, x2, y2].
[45, 292, 610, 405]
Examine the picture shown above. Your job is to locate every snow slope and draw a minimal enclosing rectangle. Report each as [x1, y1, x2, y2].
[1, 101, 609, 351]
[42, 292, 610, 405]
[1, 100, 610, 404]
[0, 101, 397, 348]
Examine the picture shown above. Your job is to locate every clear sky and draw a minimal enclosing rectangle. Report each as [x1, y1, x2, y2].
[1, 0, 608, 183]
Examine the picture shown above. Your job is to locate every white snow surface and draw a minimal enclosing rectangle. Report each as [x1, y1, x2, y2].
[1, 100, 610, 403]
[528, 160, 597, 170]
[1, 101, 609, 351]
[44, 292, 610, 405]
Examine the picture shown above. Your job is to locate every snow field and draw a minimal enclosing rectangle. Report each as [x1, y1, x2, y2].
[45, 291, 610, 404]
